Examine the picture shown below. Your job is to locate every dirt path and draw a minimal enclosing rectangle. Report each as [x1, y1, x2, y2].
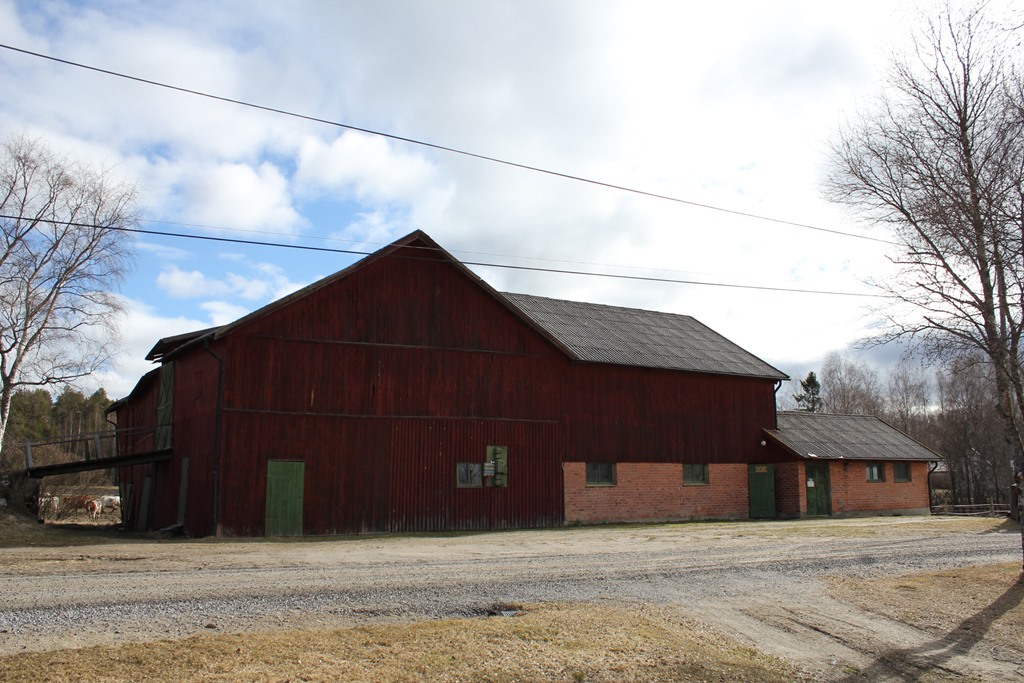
[685, 585, 1022, 681]
[1, 516, 1021, 681]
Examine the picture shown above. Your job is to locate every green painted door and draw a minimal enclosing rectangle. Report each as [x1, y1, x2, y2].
[748, 464, 776, 519]
[805, 460, 832, 516]
[266, 460, 304, 536]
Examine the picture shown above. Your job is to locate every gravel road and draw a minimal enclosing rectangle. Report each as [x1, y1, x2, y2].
[1, 516, 1021, 681]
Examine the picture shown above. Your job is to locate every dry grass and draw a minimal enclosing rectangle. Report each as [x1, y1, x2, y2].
[0, 510, 127, 548]
[0, 602, 806, 683]
[828, 563, 1024, 657]
[2, 516, 1019, 681]
[655, 516, 1011, 541]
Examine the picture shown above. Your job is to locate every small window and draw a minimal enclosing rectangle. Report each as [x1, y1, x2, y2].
[684, 463, 709, 485]
[893, 462, 911, 482]
[585, 462, 616, 486]
[866, 462, 885, 482]
[456, 463, 482, 488]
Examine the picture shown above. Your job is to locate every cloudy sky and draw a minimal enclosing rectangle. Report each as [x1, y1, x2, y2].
[0, 0, 995, 399]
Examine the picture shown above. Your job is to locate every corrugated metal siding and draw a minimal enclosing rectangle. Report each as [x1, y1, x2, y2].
[171, 350, 221, 535]
[211, 244, 569, 536]
[237, 247, 550, 355]
[226, 338, 558, 421]
[114, 373, 160, 531]
[113, 351, 221, 535]
[216, 412, 562, 535]
[566, 364, 783, 464]
[388, 418, 563, 532]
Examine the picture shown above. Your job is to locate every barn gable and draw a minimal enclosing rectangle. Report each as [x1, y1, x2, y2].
[213, 231, 560, 356]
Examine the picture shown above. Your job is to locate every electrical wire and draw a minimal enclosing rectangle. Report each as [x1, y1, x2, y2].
[0, 213, 889, 298]
[0, 42, 899, 246]
[137, 217, 781, 280]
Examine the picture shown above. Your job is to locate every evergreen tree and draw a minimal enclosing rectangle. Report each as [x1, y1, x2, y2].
[793, 372, 823, 412]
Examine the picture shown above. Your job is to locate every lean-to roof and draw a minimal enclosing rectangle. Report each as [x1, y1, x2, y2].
[766, 411, 942, 461]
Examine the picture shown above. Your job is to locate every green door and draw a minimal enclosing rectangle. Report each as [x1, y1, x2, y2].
[748, 464, 776, 519]
[805, 460, 832, 516]
[266, 460, 304, 536]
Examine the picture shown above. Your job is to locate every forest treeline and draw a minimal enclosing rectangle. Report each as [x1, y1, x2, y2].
[785, 352, 1014, 507]
[0, 387, 113, 473]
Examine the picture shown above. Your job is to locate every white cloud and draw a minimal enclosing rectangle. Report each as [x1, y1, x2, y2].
[295, 132, 442, 202]
[83, 297, 210, 399]
[5, 0, 1002, 399]
[200, 301, 251, 326]
[179, 162, 303, 232]
[156, 261, 306, 303]
[157, 266, 218, 299]
[137, 240, 191, 262]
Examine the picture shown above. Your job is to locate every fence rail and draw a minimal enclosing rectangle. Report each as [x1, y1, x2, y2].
[931, 502, 1011, 517]
[23, 425, 162, 471]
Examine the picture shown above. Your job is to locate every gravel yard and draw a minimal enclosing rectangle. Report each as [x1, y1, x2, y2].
[0, 515, 1022, 681]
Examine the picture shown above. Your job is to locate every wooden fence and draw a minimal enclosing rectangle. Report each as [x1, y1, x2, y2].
[931, 502, 1011, 517]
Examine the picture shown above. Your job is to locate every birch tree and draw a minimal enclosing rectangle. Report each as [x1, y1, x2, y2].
[825, 4, 1024, 463]
[0, 134, 137, 449]
[820, 351, 884, 415]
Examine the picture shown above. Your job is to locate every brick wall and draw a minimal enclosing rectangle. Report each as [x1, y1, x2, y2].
[564, 462, 750, 523]
[775, 461, 805, 518]
[828, 460, 931, 515]
[563, 459, 933, 524]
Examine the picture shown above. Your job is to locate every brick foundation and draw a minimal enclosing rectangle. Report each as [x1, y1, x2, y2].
[564, 462, 751, 524]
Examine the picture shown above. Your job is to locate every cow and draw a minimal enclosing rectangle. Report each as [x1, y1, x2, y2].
[37, 495, 58, 521]
[98, 495, 120, 513]
[85, 498, 101, 520]
[58, 495, 95, 520]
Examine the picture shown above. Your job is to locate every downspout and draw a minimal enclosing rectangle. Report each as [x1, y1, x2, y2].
[927, 461, 938, 514]
[773, 380, 783, 429]
[203, 338, 225, 537]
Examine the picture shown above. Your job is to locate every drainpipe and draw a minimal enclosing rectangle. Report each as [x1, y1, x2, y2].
[203, 339, 225, 537]
[927, 461, 938, 514]
[773, 380, 783, 429]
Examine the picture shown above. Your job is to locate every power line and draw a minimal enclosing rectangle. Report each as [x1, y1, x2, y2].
[138, 217, 762, 280]
[0, 42, 899, 246]
[0, 213, 890, 298]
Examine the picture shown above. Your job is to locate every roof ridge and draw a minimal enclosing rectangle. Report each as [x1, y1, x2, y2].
[502, 291, 788, 380]
[502, 291, 697, 321]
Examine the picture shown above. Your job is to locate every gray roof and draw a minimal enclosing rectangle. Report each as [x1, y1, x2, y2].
[501, 292, 788, 380]
[767, 412, 942, 461]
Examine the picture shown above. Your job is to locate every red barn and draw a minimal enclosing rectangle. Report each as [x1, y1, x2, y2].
[108, 230, 864, 537]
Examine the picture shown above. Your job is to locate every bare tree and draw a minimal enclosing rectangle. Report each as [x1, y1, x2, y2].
[820, 351, 885, 415]
[825, 4, 1024, 463]
[884, 358, 933, 439]
[936, 356, 1011, 505]
[0, 134, 137, 450]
